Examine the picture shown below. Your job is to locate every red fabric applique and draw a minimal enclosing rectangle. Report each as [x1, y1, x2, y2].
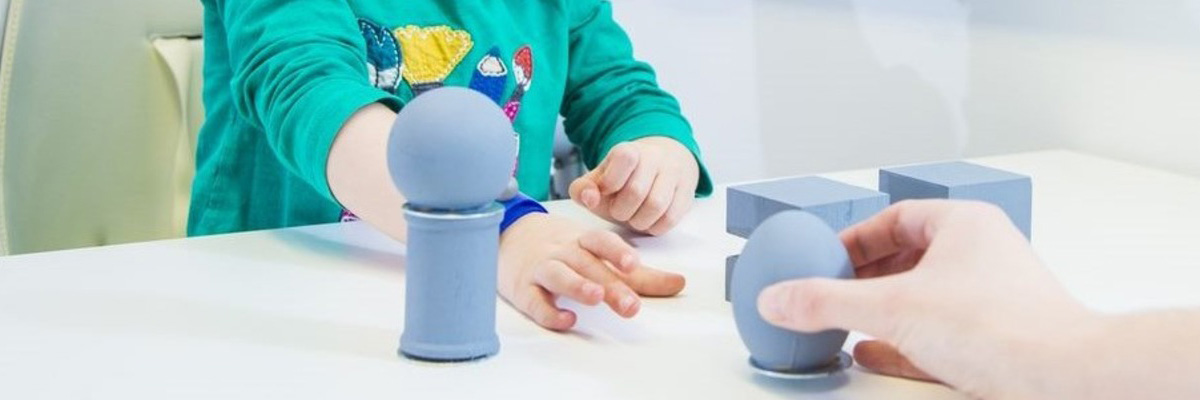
[505, 45, 534, 123]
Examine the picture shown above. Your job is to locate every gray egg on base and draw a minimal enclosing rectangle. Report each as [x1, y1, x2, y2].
[730, 210, 855, 375]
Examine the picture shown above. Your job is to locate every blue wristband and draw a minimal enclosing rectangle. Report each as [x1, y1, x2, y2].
[499, 192, 548, 232]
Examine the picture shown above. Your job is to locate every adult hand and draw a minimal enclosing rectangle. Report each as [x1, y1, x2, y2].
[756, 200, 1100, 399]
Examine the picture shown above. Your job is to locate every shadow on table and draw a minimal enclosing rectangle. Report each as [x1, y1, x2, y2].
[270, 226, 408, 276]
[750, 372, 851, 394]
[4, 291, 399, 362]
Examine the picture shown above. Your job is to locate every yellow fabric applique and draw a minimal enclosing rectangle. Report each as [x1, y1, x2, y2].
[393, 25, 474, 86]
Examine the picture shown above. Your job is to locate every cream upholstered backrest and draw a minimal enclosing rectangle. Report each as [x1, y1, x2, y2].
[0, 0, 203, 255]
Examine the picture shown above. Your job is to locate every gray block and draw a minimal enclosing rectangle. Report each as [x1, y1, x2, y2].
[730, 211, 854, 372]
[880, 161, 1032, 238]
[727, 176, 890, 238]
[725, 254, 738, 302]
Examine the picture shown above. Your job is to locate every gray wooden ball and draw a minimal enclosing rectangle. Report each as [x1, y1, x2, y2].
[387, 87, 518, 210]
[730, 210, 855, 372]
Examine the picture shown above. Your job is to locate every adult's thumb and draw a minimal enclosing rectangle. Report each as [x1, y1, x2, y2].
[757, 277, 903, 339]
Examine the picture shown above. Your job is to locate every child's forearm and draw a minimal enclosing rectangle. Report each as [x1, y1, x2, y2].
[327, 103, 409, 242]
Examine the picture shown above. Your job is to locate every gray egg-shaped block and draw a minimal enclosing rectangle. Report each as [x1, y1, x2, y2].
[880, 161, 1032, 239]
[388, 87, 517, 211]
[726, 176, 889, 239]
[731, 210, 854, 372]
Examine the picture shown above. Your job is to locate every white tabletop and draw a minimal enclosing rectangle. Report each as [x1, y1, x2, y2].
[3, 150, 1199, 399]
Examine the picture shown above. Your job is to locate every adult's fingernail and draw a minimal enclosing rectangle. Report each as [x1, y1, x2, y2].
[757, 285, 790, 323]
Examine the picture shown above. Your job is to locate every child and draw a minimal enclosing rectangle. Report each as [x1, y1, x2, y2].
[190, 0, 713, 330]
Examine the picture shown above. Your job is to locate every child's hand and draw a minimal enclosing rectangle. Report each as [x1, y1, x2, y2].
[498, 213, 686, 331]
[569, 137, 700, 236]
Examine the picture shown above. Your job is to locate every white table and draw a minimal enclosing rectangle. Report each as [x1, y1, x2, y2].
[3, 150, 1200, 399]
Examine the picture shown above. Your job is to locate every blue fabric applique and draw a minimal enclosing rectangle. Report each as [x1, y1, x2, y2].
[358, 18, 403, 94]
[469, 46, 509, 105]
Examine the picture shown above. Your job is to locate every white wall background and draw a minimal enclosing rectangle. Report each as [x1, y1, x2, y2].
[612, 0, 766, 184]
[615, 0, 1200, 182]
[986, 1, 1200, 178]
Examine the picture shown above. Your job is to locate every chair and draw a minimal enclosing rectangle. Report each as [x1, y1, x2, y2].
[0, 0, 203, 255]
[0, 0, 594, 255]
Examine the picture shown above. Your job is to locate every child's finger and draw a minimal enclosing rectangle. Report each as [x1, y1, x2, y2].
[609, 158, 657, 222]
[577, 230, 639, 273]
[512, 285, 577, 331]
[575, 230, 682, 298]
[628, 171, 676, 232]
[568, 175, 602, 210]
[533, 260, 605, 306]
[596, 143, 639, 195]
[557, 247, 641, 318]
[618, 264, 686, 297]
[647, 182, 694, 236]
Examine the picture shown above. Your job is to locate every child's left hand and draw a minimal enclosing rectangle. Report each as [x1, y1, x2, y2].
[498, 213, 686, 331]
[569, 137, 700, 236]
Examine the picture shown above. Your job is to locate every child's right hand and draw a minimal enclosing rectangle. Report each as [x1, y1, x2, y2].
[498, 213, 686, 330]
[569, 137, 700, 236]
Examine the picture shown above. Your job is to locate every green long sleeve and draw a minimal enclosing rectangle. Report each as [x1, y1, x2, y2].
[561, 0, 713, 196]
[190, 0, 712, 236]
[217, 0, 401, 200]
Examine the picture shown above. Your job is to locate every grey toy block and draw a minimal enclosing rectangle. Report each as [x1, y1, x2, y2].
[727, 176, 890, 238]
[731, 211, 854, 374]
[389, 87, 515, 362]
[879, 161, 1032, 238]
[725, 254, 738, 301]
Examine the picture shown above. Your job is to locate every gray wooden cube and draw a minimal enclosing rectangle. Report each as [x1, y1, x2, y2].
[727, 176, 890, 238]
[725, 177, 888, 302]
[880, 161, 1032, 238]
[725, 254, 738, 301]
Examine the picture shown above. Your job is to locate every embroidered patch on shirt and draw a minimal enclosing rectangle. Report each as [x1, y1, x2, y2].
[393, 25, 474, 95]
[512, 45, 533, 92]
[503, 101, 523, 124]
[359, 19, 403, 94]
[504, 45, 534, 122]
[469, 46, 508, 105]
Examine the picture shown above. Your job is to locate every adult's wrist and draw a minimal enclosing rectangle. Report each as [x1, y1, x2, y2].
[1009, 310, 1111, 400]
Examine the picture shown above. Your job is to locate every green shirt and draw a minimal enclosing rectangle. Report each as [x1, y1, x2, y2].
[189, 0, 713, 236]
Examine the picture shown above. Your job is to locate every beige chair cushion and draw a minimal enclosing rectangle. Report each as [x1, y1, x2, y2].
[0, 0, 203, 255]
[152, 36, 205, 238]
